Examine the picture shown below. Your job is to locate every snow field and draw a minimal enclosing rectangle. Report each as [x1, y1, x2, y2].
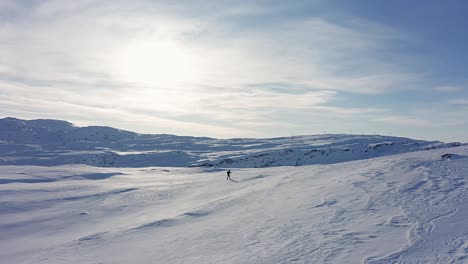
[1, 146, 467, 263]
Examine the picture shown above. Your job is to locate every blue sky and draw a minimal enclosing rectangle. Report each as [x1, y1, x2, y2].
[0, 1, 467, 141]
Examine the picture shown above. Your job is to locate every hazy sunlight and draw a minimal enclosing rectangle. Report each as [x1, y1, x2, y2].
[114, 38, 199, 87]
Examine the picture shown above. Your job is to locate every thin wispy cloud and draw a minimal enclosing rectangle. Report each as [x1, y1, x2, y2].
[1, 1, 467, 141]
[433, 86, 464, 93]
[447, 99, 468, 105]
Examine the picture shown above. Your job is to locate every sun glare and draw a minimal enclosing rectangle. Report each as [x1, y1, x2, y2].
[114, 39, 198, 87]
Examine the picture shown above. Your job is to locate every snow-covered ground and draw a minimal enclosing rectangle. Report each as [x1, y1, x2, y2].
[0, 117, 461, 168]
[1, 118, 467, 263]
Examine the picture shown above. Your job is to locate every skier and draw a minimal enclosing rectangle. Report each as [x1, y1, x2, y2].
[226, 169, 232, 181]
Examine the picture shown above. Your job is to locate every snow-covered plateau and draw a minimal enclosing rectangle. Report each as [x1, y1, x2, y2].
[1, 117, 467, 263]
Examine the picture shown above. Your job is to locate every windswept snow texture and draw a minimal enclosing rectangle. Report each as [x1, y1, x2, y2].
[1, 146, 467, 263]
[0, 117, 462, 168]
[1, 117, 467, 263]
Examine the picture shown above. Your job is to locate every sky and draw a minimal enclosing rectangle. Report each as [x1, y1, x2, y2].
[1, 0, 468, 142]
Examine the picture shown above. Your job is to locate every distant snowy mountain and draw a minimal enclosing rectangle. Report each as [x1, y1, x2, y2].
[1, 117, 467, 263]
[0, 117, 137, 143]
[0, 117, 462, 167]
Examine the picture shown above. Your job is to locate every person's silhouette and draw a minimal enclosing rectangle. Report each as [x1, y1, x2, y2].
[226, 170, 232, 180]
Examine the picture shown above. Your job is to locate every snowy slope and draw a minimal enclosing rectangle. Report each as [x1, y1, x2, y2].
[1, 117, 467, 263]
[0, 117, 462, 168]
[1, 145, 467, 263]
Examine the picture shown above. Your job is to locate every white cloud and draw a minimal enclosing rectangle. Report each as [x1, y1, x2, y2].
[0, 1, 414, 93]
[448, 98, 468, 105]
[373, 116, 429, 126]
[0, 90, 255, 138]
[433, 86, 464, 92]
[380, 104, 468, 128]
[3, 1, 463, 140]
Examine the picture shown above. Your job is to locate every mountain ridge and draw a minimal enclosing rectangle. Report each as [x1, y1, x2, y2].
[0, 117, 463, 168]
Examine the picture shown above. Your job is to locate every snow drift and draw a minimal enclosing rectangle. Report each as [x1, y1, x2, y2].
[1, 117, 467, 263]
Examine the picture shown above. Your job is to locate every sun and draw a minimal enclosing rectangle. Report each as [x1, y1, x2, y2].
[113, 38, 198, 87]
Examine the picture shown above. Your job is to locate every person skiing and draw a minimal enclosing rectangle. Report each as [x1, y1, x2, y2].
[226, 169, 232, 181]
